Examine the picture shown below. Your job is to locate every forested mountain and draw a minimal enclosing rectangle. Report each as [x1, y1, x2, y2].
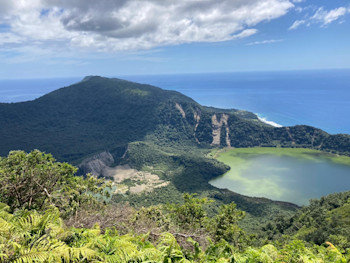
[0, 76, 349, 164]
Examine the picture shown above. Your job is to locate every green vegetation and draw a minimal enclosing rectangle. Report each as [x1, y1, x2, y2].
[260, 191, 350, 253]
[1, 77, 350, 261]
[0, 150, 111, 216]
[0, 76, 349, 165]
[2, 203, 348, 263]
[0, 151, 349, 262]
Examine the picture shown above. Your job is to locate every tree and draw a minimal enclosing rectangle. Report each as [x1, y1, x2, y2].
[212, 203, 246, 248]
[0, 150, 110, 215]
[168, 193, 212, 230]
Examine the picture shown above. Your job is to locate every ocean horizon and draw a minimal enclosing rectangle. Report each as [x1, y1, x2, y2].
[1, 69, 349, 135]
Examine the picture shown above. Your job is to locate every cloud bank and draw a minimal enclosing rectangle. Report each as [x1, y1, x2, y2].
[0, 0, 294, 53]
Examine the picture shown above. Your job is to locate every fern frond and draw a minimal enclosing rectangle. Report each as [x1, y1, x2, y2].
[157, 233, 185, 261]
[13, 250, 48, 263]
[0, 217, 13, 234]
[137, 247, 161, 261]
[69, 246, 97, 261]
[0, 244, 8, 261]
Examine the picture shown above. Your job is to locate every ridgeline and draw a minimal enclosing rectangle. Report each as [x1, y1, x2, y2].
[1, 76, 349, 163]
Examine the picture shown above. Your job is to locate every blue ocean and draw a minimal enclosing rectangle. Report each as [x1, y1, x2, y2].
[0, 69, 349, 134]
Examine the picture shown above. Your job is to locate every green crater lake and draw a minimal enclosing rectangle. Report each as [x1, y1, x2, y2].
[209, 148, 350, 205]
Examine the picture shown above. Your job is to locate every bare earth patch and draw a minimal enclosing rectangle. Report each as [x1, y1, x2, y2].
[105, 164, 170, 194]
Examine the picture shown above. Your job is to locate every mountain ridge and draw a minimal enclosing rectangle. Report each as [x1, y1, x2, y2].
[0, 76, 262, 162]
[0, 75, 349, 164]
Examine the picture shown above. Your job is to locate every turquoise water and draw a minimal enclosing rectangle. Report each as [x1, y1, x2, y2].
[0, 69, 349, 134]
[209, 154, 350, 205]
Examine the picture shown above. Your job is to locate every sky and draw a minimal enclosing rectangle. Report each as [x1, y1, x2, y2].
[0, 0, 349, 79]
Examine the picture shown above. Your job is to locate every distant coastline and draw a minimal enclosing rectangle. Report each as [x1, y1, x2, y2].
[257, 115, 283, 128]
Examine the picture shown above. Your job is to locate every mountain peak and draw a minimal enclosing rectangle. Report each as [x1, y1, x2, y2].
[81, 75, 103, 82]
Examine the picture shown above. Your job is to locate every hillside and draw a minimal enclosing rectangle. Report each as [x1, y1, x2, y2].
[0, 76, 261, 162]
[260, 190, 350, 249]
[0, 76, 349, 163]
[1, 76, 350, 227]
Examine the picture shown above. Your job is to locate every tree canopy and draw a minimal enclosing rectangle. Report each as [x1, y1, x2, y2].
[0, 150, 111, 215]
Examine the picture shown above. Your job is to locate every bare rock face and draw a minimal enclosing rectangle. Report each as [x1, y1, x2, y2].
[211, 114, 231, 147]
[175, 102, 186, 118]
[79, 151, 114, 177]
[193, 109, 201, 143]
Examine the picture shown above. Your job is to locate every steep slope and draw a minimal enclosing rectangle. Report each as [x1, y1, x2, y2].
[262, 190, 350, 249]
[0, 76, 194, 162]
[0, 76, 262, 163]
[1, 76, 349, 164]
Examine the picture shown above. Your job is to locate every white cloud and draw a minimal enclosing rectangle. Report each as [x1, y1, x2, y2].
[289, 6, 349, 30]
[312, 7, 347, 25]
[0, 0, 294, 54]
[289, 19, 306, 30]
[0, 33, 23, 45]
[294, 7, 303, 13]
[233, 29, 258, 39]
[247, 39, 283, 45]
